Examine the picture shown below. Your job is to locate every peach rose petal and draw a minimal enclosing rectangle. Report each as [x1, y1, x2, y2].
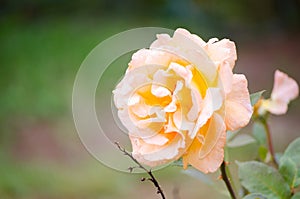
[183, 113, 226, 173]
[206, 38, 237, 69]
[151, 85, 171, 98]
[191, 88, 223, 138]
[130, 133, 186, 167]
[150, 29, 217, 84]
[168, 62, 193, 86]
[271, 70, 299, 102]
[262, 70, 299, 115]
[218, 62, 233, 94]
[225, 74, 253, 131]
[260, 100, 288, 115]
[128, 49, 171, 71]
[113, 28, 252, 173]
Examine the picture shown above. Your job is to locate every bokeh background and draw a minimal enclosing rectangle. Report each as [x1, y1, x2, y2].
[1, 0, 300, 198]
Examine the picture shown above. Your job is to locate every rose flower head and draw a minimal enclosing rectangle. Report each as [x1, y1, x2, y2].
[113, 28, 252, 173]
[255, 70, 299, 116]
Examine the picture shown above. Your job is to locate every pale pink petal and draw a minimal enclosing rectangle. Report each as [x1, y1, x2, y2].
[151, 85, 171, 97]
[128, 49, 171, 71]
[191, 88, 223, 138]
[150, 28, 217, 84]
[127, 94, 140, 106]
[164, 99, 177, 112]
[130, 103, 151, 118]
[258, 70, 298, 115]
[183, 113, 226, 173]
[119, 109, 163, 139]
[173, 28, 206, 47]
[218, 62, 233, 94]
[142, 134, 169, 146]
[271, 70, 299, 104]
[168, 62, 193, 86]
[225, 74, 252, 131]
[205, 38, 237, 69]
[130, 133, 187, 167]
[173, 109, 195, 132]
[260, 99, 288, 115]
[187, 87, 203, 121]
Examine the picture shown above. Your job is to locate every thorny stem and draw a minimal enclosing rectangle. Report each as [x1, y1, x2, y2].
[220, 161, 237, 199]
[115, 142, 166, 199]
[261, 120, 278, 167]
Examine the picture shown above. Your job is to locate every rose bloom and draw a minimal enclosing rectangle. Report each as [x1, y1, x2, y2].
[256, 70, 299, 116]
[113, 28, 252, 173]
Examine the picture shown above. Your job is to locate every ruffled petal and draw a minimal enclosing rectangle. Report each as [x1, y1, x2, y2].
[150, 28, 217, 85]
[205, 38, 237, 69]
[191, 88, 223, 138]
[225, 74, 252, 131]
[218, 62, 233, 94]
[130, 133, 187, 167]
[128, 49, 172, 71]
[271, 70, 299, 102]
[182, 113, 226, 173]
[260, 99, 288, 115]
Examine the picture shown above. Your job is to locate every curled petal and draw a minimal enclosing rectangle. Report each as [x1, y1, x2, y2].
[218, 62, 233, 94]
[191, 88, 223, 138]
[150, 28, 217, 84]
[263, 70, 299, 115]
[183, 113, 226, 173]
[205, 38, 237, 69]
[260, 99, 288, 115]
[225, 74, 252, 131]
[128, 49, 172, 71]
[271, 70, 299, 102]
[130, 133, 187, 167]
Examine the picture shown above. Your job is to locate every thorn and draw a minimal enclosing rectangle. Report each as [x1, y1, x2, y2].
[225, 161, 230, 165]
[128, 167, 134, 173]
[147, 178, 153, 182]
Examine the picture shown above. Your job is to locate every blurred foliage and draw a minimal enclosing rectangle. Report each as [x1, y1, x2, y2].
[1, 0, 299, 29]
[0, 0, 299, 198]
[0, 0, 299, 123]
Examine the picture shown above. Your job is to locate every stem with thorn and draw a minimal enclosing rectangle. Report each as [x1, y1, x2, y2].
[115, 142, 166, 199]
[220, 161, 237, 199]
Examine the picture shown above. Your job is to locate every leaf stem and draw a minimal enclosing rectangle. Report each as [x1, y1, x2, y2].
[115, 142, 166, 199]
[261, 120, 278, 167]
[220, 161, 237, 199]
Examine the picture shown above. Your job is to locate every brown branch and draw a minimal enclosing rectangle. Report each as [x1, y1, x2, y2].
[220, 161, 237, 199]
[115, 142, 166, 199]
[261, 120, 278, 167]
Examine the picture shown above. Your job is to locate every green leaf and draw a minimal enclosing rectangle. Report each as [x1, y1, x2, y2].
[292, 192, 300, 199]
[238, 161, 291, 199]
[252, 122, 266, 146]
[182, 168, 214, 186]
[258, 146, 268, 162]
[279, 157, 298, 188]
[243, 193, 268, 199]
[282, 137, 300, 163]
[227, 134, 257, 148]
[295, 178, 300, 187]
[250, 91, 265, 106]
[280, 137, 300, 188]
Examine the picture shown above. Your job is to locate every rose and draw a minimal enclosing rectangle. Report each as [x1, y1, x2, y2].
[255, 70, 299, 115]
[113, 28, 252, 173]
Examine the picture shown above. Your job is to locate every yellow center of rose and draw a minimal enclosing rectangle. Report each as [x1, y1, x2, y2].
[127, 61, 209, 145]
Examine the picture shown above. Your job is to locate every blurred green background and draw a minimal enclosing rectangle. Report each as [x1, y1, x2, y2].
[1, 0, 300, 198]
